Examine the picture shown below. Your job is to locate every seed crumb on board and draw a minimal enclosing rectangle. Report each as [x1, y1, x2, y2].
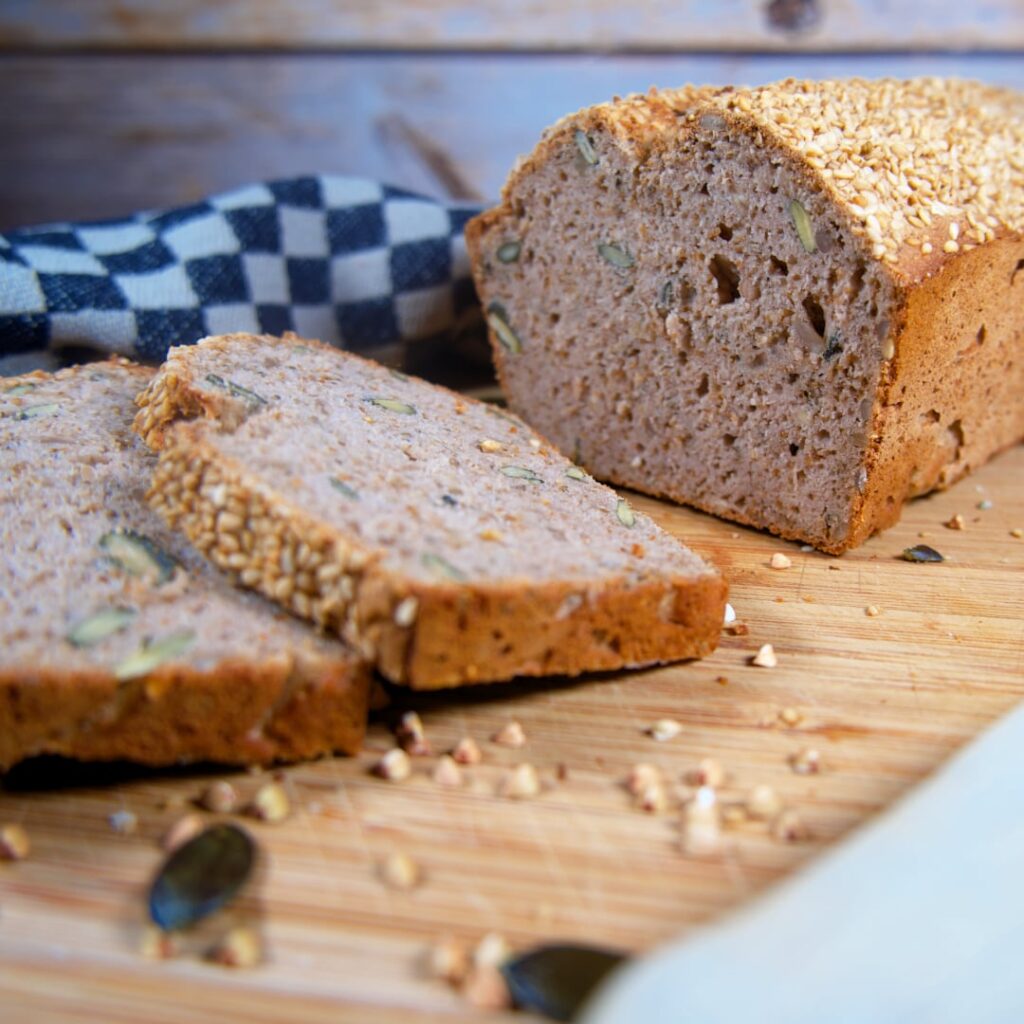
[827, 564, 841, 571]
[681, 786, 722, 856]
[162, 813, 205, 852]
[944, 513, 966, 530]
[723, 602, 736, 624]
[770, 552, 792, 569]
[198, 780, 239, 814]
[139, 924, 178, 960]
[379, 852, 422, 891]
[625, 763, 663, 795]
[247, 782, 291, 823]
[396, 711, 431, 755]
[108, 809, 138, 835]
[751, 643, 778, 668]
[772, 809, 811, 842]
[0, 823, 30, 861]
[635, 782, 668, 814]
[865, 604, 881, 617]
[1011, 528, 1023, 539]
[498, 763, 541, 799]
[746, 784, 783, 820]
[433, 755, 464, 789]
[208, 926, 263, 968]
[373, 747, 412, 781]
[647, 718, 683, 742]
[492, 720, 526, 748]
[977, 499, 993, 510]
[778, 706, 803, 727]
[686, 757, 726, 788]
[789, 748, 822, 775]
[463, 964, 512, 1011]
[725, 621, 750, 636]
[451, 736, 483, 764]
[426, 935, 470, 985]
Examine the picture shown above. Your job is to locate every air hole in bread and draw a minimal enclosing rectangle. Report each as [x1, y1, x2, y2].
[696, 373, 710, 397]
[709, 255, 741, 304]
[770, 255, 789, 276]
[718, 223, 734, 241]
[1012, 258, 1024, 285]
[802, 296, 826, 338]
[976, 324, 986, 346]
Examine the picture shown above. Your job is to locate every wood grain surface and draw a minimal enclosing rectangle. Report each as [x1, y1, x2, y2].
[2, 53, 1024, 230]
[3, 0, 1024, 52]
[2, 444, 1022, 1022]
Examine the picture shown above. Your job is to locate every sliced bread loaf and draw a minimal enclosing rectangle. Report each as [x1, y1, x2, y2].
[135, 332, 726, 689]
[466, 78, 1024, 553]
[0, 361, 369, 769]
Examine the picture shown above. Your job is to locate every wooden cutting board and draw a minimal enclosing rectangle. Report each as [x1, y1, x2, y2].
[2, 445, 1022, 1023]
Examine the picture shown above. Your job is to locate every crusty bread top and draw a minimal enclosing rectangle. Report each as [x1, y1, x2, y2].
[513, 78, 1024, 274]
[0, 360, 362, 680]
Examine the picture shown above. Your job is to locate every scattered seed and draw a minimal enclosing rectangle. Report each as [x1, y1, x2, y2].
[778, 707, 803, 727]
[615, 499, 636, 527]
[426, 935, 470, 985]
[789, 200, 817, 252]
[203, 374, 267, 408]
[624, 763, 662, 796]
[726, 622, 750, 636]
[746, 784, 783, 820]
[486, 302, 522, 354]
[647, 718, 682, 742]
[492, 720, 526, 748]
[379, 851, 422, 891]
[328, 476, 359, 500]
[162, 813, 205, 852]
[463, 964, 512, 1011]
[501, 944, 625, 1023]
[865, 604, 881, 617]
[208, 926, 262, 968]
[114, 630, 195, 681]
[1011, 528, 1023, 539]
[198, 780, 239, 814]
[770, 552, 792, 569]
[498, 763, 541, 799]
[682, 786, 722, 856]
[478, 438, 503, 453]
[772, 809, 811, 842]
[496, 241, 521, 263]
[827, 564, 842, 571]
[635, 782, 668, 814]
[66, 606, 136, 647]
[723, 603, 736, 624]
[247, 782, 290, 823]
[686, 757, 725, 788]
[977, 499, 993, 510]
[597, 242, 634, 269]
[100, 529, 178, 585]
[789, 748, 822, 775]
[0, 823, 30, 861]
[901, 544, 944, 563]
[139, 923, 178, 959]
[148, 823, 256, 931]
[945, 513, 966, 530]
[393, 596, 419, 628]
[396, 711, 431, 755]
[433, 755, 464, 789]
[13, 402, 60, 421]
[451, 736, 483, 765]
[574, 129, 599, 165]
[500, 465, 543, 483]
[565, 466, 587, 481]
[751, 643, 778, 668]
[109, 809, 138, 835]
[372, 747, 412, 781]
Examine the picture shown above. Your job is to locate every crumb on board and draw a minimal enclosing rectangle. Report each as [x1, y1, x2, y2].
[492, 720, 526, 748]
[751, 643, 778, 668]
[373, 747, 412, 782]
[770, 552, 792, 569]
[0, 823, 30, 861]
[647, 718, 683, 742]
[198, 780, 239, 814]
[451, 736, 483, 765]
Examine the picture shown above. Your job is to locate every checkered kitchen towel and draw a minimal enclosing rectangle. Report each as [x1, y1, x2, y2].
[0, 176, 487, 375]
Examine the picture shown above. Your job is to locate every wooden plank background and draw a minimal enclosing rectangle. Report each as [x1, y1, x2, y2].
[3, 0, 1024, 51]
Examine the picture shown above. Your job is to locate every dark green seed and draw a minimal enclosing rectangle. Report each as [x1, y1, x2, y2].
[497, 241, 521, 263]
[4, 383, 36, 397]
[500, 944, 626, 1022]
[421, 552, 466, 581]
[99, 529, 178, 585]
[900, 544, 945, 563]
[67, 607, 136, 647]
[367, 397, 417, 415]
[329, 476, 359, 500]
[13, 402, 60, 421]
[204, 374, 267, 408]
[486, 302, 523, 355]
[149, 823, 256, 931]
[658, 280, 674, 308]
[597, 243, 634, 270]
[389, 368, 410, 382]
[574, 129, 599, 166]
[501, 465, 543, 483]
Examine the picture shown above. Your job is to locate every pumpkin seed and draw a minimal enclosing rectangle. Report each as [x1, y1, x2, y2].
[900, 544, 944, 563]
[4, 383, 36, 396]
[565, 467, 587, 481]
[67, 607, 136, 647]
[500, 943, 625, 1022]
[574, 129, 599, 166]
[328, 476, 359, 500]
[501, 465, 543, 483]
[497, 241, 521, 263]
[598, 243, 634, 269]
[486, 302, 522, 355]
[616, 499, 636, 527]
[99, 529, 178, 585]
[13, 402, 60, 421]
[149, 823, 256, 931]
[204, 374, 267, 408]
[789, 200, 817, 253]
[367, 397, 417, 415]
[389, 368, 410, 382]
[658, 280, 674, 308]
[114, 629, 195, 681]
[421, 552, 467, 581]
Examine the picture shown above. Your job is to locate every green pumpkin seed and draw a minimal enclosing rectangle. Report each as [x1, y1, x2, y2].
[99, 529, 178, 585]
[13, 402, 60, 421]
[421, 552, 467, 581]
[500, 943, 626, 1022]
[114, 629, 195, 681]
[328, 476, 359, 500]
[204, 373, 268, 408]
[658, 280, 675, 308]
[389, 368, 410, 382]
[574, 129, 599, 166]
[565, 467, 587, 481]
[4, 383, 36, 397]
[497, 241, 521, 264]
[367, 397, 417, 415]
[900, 544, 944, 563]
[501, 465, 543, 483]
[598, 243, 634, 269]
[149, 823, 256, 931]
[616, 499, 636, 527]
[486, 302, 522, 355]
[67, 607, 136, 647]
[789, 200, 817, 253]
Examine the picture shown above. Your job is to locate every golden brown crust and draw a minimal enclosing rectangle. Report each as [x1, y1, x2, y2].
[0, 653, 369, 770]
[139, 334, 727, 688]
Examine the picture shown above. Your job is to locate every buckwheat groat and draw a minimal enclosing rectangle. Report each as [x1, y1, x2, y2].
[467, 78, 1024, 553]
[0, 362, 369, 769]
[135, 332, 726, 689]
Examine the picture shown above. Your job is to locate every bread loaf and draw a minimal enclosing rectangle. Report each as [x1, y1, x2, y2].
[466, 78, 1024, 553]
[135, 332, 726, 689]
[0, 361, 369, 769]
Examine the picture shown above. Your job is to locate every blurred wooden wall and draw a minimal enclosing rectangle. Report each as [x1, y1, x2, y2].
[1, 1, 1022, 229]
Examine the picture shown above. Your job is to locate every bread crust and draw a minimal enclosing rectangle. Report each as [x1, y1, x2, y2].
[138, 334, 727, 689]
[466, 79, 1024, 554]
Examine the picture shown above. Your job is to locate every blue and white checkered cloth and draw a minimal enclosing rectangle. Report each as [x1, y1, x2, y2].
[0, 175, 487, 375]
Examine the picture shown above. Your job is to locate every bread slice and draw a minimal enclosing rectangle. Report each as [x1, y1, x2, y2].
[0, 361, 369, 769]
[466, 78, 1024, 554]
[135, 332, 726, 689]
